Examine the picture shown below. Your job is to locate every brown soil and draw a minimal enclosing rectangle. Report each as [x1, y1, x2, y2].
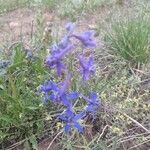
[0, 8, 54, 48]
[0, 8, 35, 43]
[38, 138, 59, 150]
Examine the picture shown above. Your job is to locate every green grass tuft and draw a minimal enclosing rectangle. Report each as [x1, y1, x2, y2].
[57, 0, 112, 20]
[0, 0, 30, 14]
[105, 15, 150, 64]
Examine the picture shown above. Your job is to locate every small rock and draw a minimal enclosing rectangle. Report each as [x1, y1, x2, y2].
[9, 22, 20, 29]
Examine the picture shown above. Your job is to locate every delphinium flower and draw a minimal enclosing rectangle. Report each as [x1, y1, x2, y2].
[81, 92, 100, 114]
[78, 55, 95, 80]
[39, 80, 58, 93]
[38, 80, 59, 103]
[72, 31, 96, 48]
[58, 107, 85, 133]
[39, 74, 79, 106]
[48, 74, 73, 105]
[45, 36, 74, 76]
[65, 22, 96, 48]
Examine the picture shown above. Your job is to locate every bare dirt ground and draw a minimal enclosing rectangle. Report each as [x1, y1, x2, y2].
[0, 8, 55, 49]
[0, 8, 35, 43]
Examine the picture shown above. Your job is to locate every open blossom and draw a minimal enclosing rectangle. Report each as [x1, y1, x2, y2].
[58, 108, 85, 133]
[49, 75, 79, 106]
[65, 22, 96, 48]
[72, 31, 96, 48]
[39, 74, 79, 106]
[79, 55, 95, 80]
[45, 40, 74, 76]
[81, 92, 100, 114]
[58, 36, 70, 49]
[49, 74, 71, 104]
[38, 80, 58, 93]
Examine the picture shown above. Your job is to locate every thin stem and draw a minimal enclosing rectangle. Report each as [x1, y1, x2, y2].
[46, 130, 63, 150]
[120, 112, 150, 133]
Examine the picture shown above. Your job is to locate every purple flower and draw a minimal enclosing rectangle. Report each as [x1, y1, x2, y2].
[79, 55, 95, 80]
[58, 108, 85, 133]
[82, 92, 100, 114]
[45, 74, 71, 104]
[50, 75, 79, 106]
[72, 31, 96, 48]
[38, 81, 58, 93]
[60, 91, 79, 107]
[51, 44, 60, 54]
[38, 81, 59, 103]
[51, 91, 78, 107]
[58, 36, 70, 49]
[45, 42, 74, 76]
[39, 75, 79, 106]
